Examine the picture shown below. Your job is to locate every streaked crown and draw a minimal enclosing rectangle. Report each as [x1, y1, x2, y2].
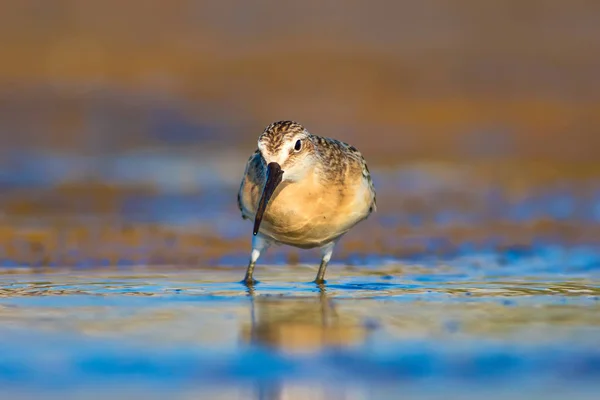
[259, 120, 306, 154]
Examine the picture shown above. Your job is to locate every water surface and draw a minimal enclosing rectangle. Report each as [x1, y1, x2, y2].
[0, 259, 598, 399]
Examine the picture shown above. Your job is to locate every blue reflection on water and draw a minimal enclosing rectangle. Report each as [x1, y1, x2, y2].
[0, 328, 598, 390]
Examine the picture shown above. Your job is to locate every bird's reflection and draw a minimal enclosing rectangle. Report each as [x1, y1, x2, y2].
[241, 284, 370, 400]
[243, 284, 367, 354]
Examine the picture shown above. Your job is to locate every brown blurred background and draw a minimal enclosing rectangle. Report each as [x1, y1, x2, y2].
[1, 0, 599, 163]
[1, 0, 600, 268]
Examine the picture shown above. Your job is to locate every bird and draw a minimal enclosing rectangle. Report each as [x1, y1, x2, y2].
[237, 120, 376, 284]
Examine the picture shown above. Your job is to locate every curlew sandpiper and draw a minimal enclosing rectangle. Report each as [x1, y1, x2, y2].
[237, 121, 376, 284]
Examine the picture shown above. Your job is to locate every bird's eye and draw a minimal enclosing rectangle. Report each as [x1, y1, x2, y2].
[294, 139, 302, 151]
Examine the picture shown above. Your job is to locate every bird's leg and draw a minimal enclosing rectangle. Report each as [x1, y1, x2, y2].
[243, 234, 270, 285]
[314, 241, 335, 284]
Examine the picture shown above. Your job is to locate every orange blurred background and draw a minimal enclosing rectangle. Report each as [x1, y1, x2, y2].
[1, 0, 599, 164]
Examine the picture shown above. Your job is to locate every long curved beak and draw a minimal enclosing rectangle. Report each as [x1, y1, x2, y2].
[253, 162, 284, 235]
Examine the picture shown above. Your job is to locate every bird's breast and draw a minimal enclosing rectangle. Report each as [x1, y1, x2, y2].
[242, 171, 372, 248]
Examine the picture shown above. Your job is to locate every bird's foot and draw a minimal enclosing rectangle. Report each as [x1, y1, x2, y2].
[240, 277, 259, 286]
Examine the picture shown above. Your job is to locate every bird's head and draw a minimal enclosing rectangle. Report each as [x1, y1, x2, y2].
[257, 120, 315, 182]
[253, 120, 315, 235]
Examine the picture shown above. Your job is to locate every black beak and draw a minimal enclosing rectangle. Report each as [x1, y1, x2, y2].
[253, 162, 284, 235]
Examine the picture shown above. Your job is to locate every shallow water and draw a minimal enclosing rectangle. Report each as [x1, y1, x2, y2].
[0, 261, 599, 399]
